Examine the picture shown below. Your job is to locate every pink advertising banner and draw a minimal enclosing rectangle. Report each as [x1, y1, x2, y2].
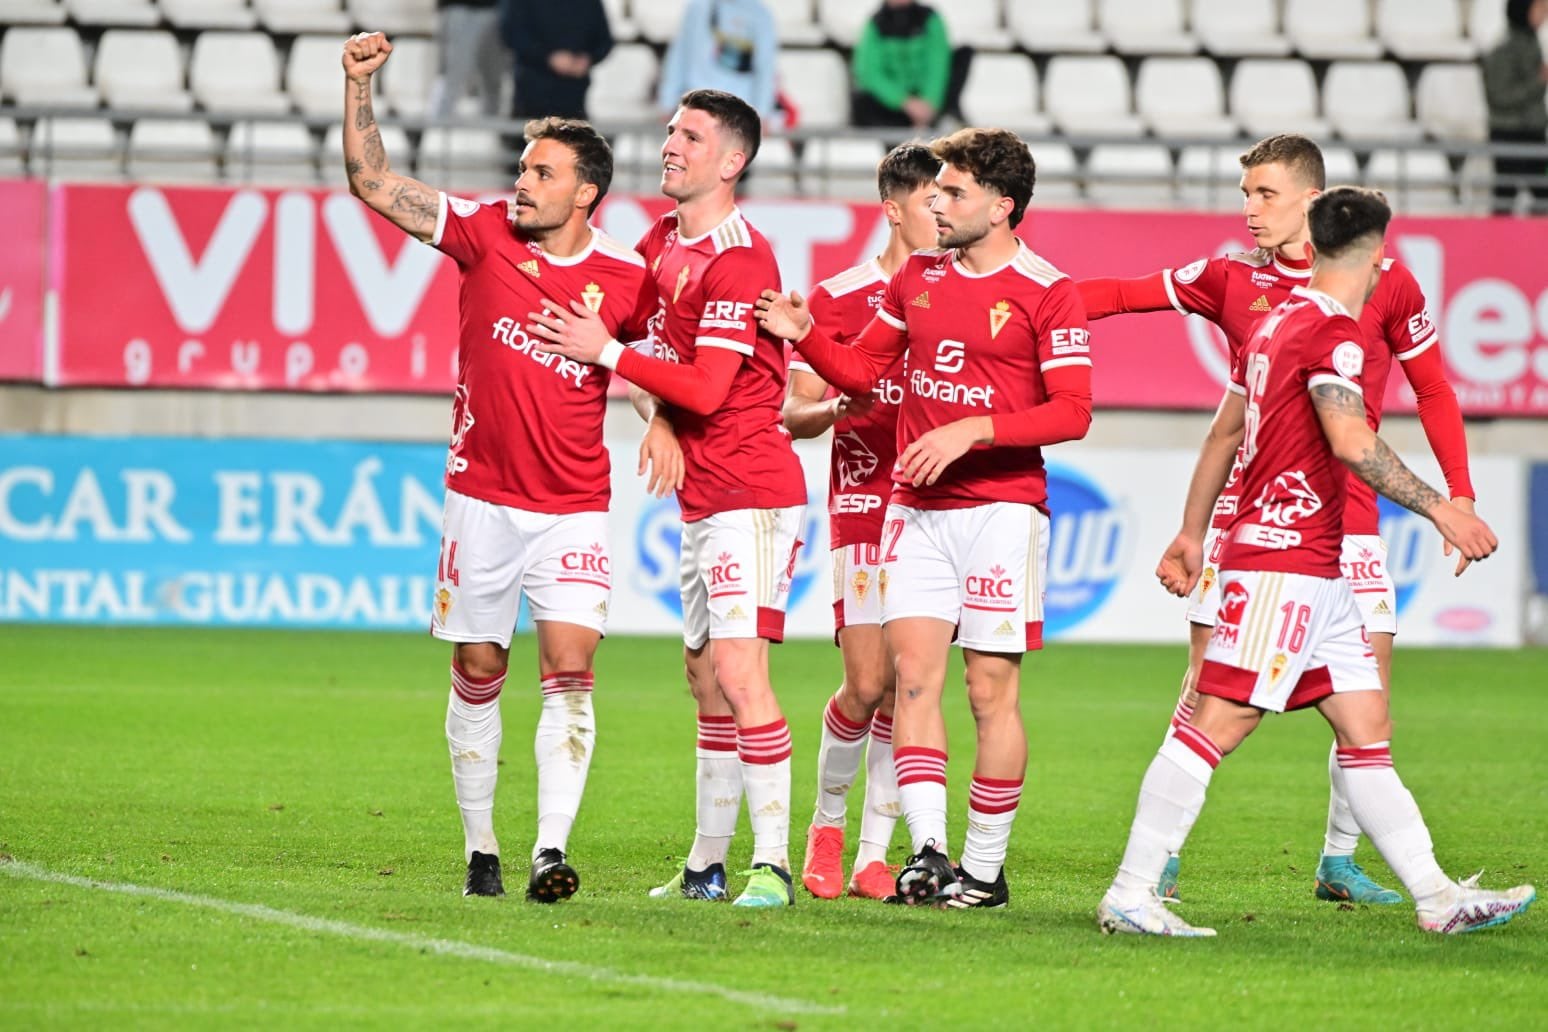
[0, 178, 47, 382]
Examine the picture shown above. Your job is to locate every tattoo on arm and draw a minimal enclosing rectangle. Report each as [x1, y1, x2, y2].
[1310, 383, 1365, 419]
[388, 180, 439, 232]
[362, 128, 386, 172]
[1347, 436, 1445, 516]
[345, 157, 363, 177]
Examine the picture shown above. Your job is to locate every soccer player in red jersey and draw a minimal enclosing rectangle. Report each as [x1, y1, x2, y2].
[757, 128, 1093, 909]
[531, 89, 807, 908]
[1097, 187, 1534, 937]
[343, 32, 668, 902]
[1079, 134, 1477, 904]
[784, 143, 940, 901]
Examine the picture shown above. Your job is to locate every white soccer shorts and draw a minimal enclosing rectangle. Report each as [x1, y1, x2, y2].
[832, 541, 884, 640]
[1185, 527, 1229, 626]
[1197, 569, 1381, 713]
[1189, 531, 1399, 636]
[680, 505, 805, 648]
[878, 501, 1049, 654]
[431, 489, 611, 648]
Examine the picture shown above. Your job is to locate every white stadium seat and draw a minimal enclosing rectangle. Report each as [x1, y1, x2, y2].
[190, 31, 291, 114]
[286, 34, 347, 119]
[255, 0, 352, 35]
[95, 30, 195, 114]
[1467, 0, 1506, 49]
[816, 0, 873, 47]
[777, 48, 849, 130]
[590, 43, 660, 125]
[609, 130, 663, 193]
[1044, 55, 1145, 137]
[1283, 0, 1383, 60]
[801, 137, 886, 200]
[346, 0, 435, 36]
[160, 0, 257, 30]
[1085, 144, 1176, 210]
[1321, 145, 1361, 185]
[960, 53, 1050, 134]
[1229, 59, 1330, 139]
[31, 116, 121, 181]
[0, 27, 99, 108]
[773, 0, 825, 46]
[0, 117, 27, 177]
[1365, 147, 1458, 214]
[635, 0, 689, 44]
[1457, 151, 1495, 214]
[126, 117, 221, 184]
[63, 0, 159, 27]
[1031, 140, 1081, 206]
[1099, 0, 1199, 56]
[0, 0, 67, 25]
[1177, 144, 1246, 212]
[322, 122, 412, 189]
[226, 119, 319, 186]
[1376, 0, 1474, 61]
[418, 126, 509, 192]
[1323, 61, 1422, 143]
[1006, 0, 1107, 53]
[1135, 57, 1237, 138]
[1190, 0, 1290, 57]
[740, 136, 796, 198]
[380, 36, 434, 118]
[1415, 63, 1489, 142]
[941, 0, 1007, 50]
[601, 0, 637, 44]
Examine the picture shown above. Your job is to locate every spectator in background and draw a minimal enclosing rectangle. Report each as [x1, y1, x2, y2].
[428, 0, 507, 118]
[501, 0, 612, 119]
[656, 0, 778, 123]
[850, 0, 950, 130]
[1482, 0, 1548, 214]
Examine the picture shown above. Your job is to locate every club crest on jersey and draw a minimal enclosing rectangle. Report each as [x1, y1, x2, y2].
[1249, 294, 1271, 312]
[673, 265, 691, 303]
[877, 567, 889, 603]
[1269, 652, 1289, 684]
[435, 587, 453, 622]
[852, 568, 870, 604]
[581, 281, 605, 313]
[519, 259, 540, 277]
[1199, 565, 1217, 600]
[910, 291, 931, 308]
[988, 300, 1012, 339]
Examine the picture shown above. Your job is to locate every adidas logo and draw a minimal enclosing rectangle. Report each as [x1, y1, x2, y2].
[726, 604, 747, 621]
[910, 291, 931, 309]
[1249, 294, 1270, 312]
[518, 259, 540, 277]
[1372, 600, 1391, 615]
[994, 620, 1015, 636]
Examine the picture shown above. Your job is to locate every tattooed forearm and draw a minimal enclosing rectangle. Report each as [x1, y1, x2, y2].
[1310, 382, 1365, 418]
[1348, 436, 1445, 516]
[345, 157, 363, 177]
[388, 181, 438, 230]
[354, 98, 375, 132]
[362, 128, 386, 171]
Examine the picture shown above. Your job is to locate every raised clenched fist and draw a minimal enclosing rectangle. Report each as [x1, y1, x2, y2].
[342, 31, 393, 79]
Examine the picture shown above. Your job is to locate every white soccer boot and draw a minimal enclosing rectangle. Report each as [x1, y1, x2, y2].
[1098, 889, 1217, 937]
[1416, 873, 1536, 934]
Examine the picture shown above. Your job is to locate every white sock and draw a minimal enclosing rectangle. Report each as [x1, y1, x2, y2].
[1111, 724, 1221, 899]
[532, 673, 595, 860]
[813, 693, 869, 828]
[1323, 739, 1361, 857]
[854, 712, 900, 869]
[894, 746, 949, 855]
[739, 718, 793, 869]
[1337, 742, 1451, 905]
[961, 776, 1022, 883]
[446, 662, 506, 860]
[689, 714, 741, 871]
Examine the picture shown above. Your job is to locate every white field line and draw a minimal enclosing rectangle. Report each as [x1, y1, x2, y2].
[1, 858, 844, 1017]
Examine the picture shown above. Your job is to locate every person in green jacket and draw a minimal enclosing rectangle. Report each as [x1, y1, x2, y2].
[850, 0, 951, 129]
[1481, 0, 1548, 214]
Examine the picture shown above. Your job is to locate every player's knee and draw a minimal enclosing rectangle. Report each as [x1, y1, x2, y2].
[964, 675, 1016, 722]
[891, 652, 943, 703]
[454, 643, 508, 682]
[840, 671, 889, 712]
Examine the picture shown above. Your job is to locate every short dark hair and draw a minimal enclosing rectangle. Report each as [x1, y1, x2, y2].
[523, 117, 613, 214]
[1239, 133, 1326, 191]
[1308, 186, 1391, 260]
[930, 127, 1036, 228]
[677, 88, 762, 172]
[876, 142, 939, 201]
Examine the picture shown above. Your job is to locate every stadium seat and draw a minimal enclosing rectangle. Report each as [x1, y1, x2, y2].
[1323, 61, 1422, 143]
[1085, 144, 1176, 210]
[773, 0, 825, 46]
[601, 0, 638, 44]
[1365, 147, 1458, 214]
[226, 119, 319, 186]
[30, 116, 122, 181]
[321, 121, 412, 188]
[816, 0, 872, 47]
[418, 126, 509, 192]
[0, 27, 99, 108]
[381, 36, 434, 118]
[1283, 0, 1383, 59]
[160, 0, 257, 30]
[1457, 151, 1495, 214]
[1415, 63, 1489, 142]
[0, 0, 67, 25]
[635, 0, 689, 44]
[940, 0, 1008, 50]
[190, 31, 291, 114]
[1467, 0, 1506, 49]
[1229, 59, 1330, 139]
[800, 137, 885, 200]
[1044, 55, 1145, 137]
[1190, 0, 1291, 57]
[1031, 140, 1081, 206]
[608, 130, 662, 193]
[1321, 144, 1361, 185]
[63, 0, 159, 27]
[0, 117, 26, 177]
[1177, 144, 1246, 212]
[346, 0, 435, 36]
[960, 53, 1050, 134]
[95, 30, 196, 114]
[1099, 0, 1199, 56]
[287, 34, 347, 119]
[741, 136, 796, 198]
[1006, 0, 1107, 53]
[590, 43, 660, 125]
[777, 48, 849, 130]
[126, 117, 222, 184]
[1375, 0, 1474, 61]
[255, 0, 352, 35]
[1135, 57, 1237, 138]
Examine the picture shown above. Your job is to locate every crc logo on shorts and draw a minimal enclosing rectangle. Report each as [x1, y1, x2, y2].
[560, 542, 611, 589]
[1211, 580, 1251, 650]
[1377, 497, 1430, 615]
[965, 564, 1015, 610]
[709, 551, 744, 597]
[1044, 464, 1129, 635]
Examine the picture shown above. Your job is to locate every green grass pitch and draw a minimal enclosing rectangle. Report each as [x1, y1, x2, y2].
[1, 626, 1544, 1028]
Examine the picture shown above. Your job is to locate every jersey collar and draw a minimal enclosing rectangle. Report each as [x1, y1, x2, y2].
[950, 238, 1024, 280]
[1290, 284, 1351, 317]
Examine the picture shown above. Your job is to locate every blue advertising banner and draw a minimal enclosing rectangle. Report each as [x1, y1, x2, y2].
[0, 435, 445, 629]
[1531, 463, 1548, 594]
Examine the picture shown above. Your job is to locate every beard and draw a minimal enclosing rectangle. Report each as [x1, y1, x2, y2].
[514, 203, 566, 236]
[936, 219, 989, 250]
